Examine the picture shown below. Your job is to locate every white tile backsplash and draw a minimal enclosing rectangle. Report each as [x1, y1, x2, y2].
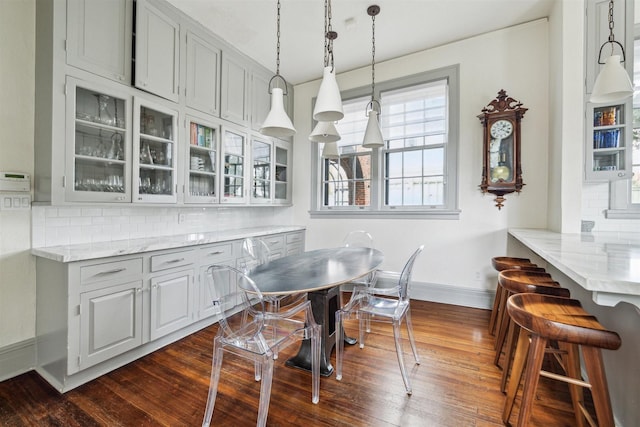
[31, 205, 293, 247]
[581, 182, 640, 232]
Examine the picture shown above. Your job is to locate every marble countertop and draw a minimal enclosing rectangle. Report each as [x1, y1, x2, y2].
[31, 225, 305, 263]
[509, 228, 640, 308]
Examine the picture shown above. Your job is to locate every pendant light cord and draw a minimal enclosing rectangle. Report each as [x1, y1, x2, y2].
[276, 0, 281, 75]
[607, 0, 615, 43]
[596, 0, 626, 64]
[323, 0, 337, 70]
[371, 11, 376, 103]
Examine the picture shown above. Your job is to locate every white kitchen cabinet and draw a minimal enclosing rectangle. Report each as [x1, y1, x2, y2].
[184, 115, 220, 204]
[65, 77, 132, 203]
[185, 29, 221, 116]
[250, 136, 273, 204]
[150, 269, 195, 340]
[198, 242, 234, 318]
[221, 126, 249, 204]
[66, 0, 133, 85]
[274, 139, 292, 205]
[285, 231, 305, 255]
[220, 52, 250, 126]
[135, 0, 180, 102]
[133, 97, 179, 203]
[251, 67, 272, 132]
[79, 279, 144, 370]
[585, 102, 633, 181]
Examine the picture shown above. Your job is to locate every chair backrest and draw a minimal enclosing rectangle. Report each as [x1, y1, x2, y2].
[205, 264, 265, 343]
[241, 238, 271, 272]
[342, 230, 374, 248]
[397, 245, 424, 301]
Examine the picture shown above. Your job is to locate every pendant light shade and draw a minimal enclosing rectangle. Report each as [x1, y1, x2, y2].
[260, 87, 296, 137]
[313, 66, 344, 122]
[309, 120, 341, 143]
[590, 55, 633, 103]
[322, 141, 339, 159]
[362, 110, 384, 148]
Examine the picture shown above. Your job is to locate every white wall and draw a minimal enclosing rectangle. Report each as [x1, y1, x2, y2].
[0, 0, 37, 349]
[292, 19, 550, 304]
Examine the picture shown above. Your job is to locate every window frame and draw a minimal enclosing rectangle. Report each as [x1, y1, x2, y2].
[309, 65, 460, 219]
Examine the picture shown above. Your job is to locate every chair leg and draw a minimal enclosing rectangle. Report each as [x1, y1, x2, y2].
[311, 325, 321, 404]
[202, 344, 224, 427]
[582, 346, 616, 427]
[502, 328, 530, 424]
[516, 335, 548, 427]
[488, 282, 502, 335]
[405, 308, 420, 364]
[335, 311, 344, 381]
[500, 320, 520, 393]
[393, 320, 412, 395]
[562, 342, 587, 427]
[494, 287, 509, 352]
[256, 356, 274, 427]
[359, 314, 368, 349]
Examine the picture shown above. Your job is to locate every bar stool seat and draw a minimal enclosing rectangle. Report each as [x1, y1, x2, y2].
[489, 257, 543, 336]
[503, 293, 621, 427]
[495, 270, 570, 392]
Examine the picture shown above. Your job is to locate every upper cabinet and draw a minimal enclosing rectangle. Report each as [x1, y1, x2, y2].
[185, 30, 221, 116]
[66, 0, 133, 84]
[221, 52, 250, 126]
[584, 0, 634, 182]
[251, 67, 272, 132]
[185, 115, 220, 204]
[274, 139, 292, 205]
[221, 126, 249, 204]
[134, 0, 180, 102]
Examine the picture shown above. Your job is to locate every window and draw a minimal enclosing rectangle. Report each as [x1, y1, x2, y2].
[311, 66, 459, 218]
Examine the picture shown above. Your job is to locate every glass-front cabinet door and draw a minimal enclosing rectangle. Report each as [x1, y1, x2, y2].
[586, 102, 633, 181]
[274, 139, 292, 204]
[66, 77, 131, 203]
[221, 127, 247, 203]
[185, 116, 219, 204]
[133, 98, 178, 203]
[251, 136, 272, 204]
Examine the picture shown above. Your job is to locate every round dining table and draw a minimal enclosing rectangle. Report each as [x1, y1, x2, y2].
[249, 247, 384, 376]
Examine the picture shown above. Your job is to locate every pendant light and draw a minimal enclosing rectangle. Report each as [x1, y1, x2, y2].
[313, 0, 344, 122]
[590, 0, 633, 103]
[309, 120, 341, 143]
[362, 5, 384, 149]
[260, 0, 296, 137]
[322, 141, 340, 159]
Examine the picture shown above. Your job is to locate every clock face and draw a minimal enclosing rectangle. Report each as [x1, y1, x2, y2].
[490, 120, 513, 139]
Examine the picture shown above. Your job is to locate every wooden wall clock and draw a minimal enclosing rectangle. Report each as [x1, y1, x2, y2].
[477, 90, 527, 209]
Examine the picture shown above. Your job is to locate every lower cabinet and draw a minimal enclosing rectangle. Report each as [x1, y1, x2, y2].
[79, 279, 144, 370]
[150, 269, 195, 341]
[34, 228, 304, 392]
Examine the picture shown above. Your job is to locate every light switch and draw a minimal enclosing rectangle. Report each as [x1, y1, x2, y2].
[21, 196, 30, 207]
[3, 197, 11, 208]
[13, 197, 20, 207]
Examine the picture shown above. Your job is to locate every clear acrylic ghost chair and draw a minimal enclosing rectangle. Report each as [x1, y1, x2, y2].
[202, 265, 321, 427]
[241, 237, 307, 313]
[335, 245, 424, 395]
[341, 231, 376, 305]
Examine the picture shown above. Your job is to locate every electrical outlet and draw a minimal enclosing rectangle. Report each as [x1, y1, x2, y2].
[475, 271, 481, 281]
[178, 214, 186, 223]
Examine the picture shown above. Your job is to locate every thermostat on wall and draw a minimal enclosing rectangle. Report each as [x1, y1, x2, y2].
[0, 172, 30, 193]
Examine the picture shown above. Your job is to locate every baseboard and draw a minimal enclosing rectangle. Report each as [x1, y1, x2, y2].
[0, 338, 35, 382]
[411, 281, 494, 310]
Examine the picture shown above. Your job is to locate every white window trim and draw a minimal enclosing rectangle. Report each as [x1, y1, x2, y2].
[309, 65, 461, 219]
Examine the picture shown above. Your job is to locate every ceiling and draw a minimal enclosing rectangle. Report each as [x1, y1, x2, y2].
[167, 0, 555, 85]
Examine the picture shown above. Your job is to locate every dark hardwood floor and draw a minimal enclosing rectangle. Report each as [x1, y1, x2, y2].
[0, 300, 589, 426]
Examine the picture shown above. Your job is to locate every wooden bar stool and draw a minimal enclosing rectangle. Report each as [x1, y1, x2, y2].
[494, 270, 555, 363]
[503, 294, 621, 427]
[489, 257, 543, 336]
[495, 270, 570, 393]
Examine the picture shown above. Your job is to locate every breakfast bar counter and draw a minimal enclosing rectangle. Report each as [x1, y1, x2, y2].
[508, 228, 640, 309]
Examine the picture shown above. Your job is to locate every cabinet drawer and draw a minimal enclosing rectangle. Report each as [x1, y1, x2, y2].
[262, 235, 284, 252]
[200, 243, 234, 264]
[80, 258, 143, 285]
[150, 250, 195, 272]
[286, 232, 304, 245]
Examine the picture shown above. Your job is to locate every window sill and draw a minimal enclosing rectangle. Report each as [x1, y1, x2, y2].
[309, 209, 461, 220]
[604, 209, 640, 220]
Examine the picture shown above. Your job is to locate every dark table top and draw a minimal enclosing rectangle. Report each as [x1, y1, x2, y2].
[248, 247, 384, 295]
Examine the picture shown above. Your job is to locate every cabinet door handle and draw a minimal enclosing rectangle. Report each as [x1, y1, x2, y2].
[166, 258, 185, 264]
[97, 268, 126, 275]
[208, 251, 223, 256]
